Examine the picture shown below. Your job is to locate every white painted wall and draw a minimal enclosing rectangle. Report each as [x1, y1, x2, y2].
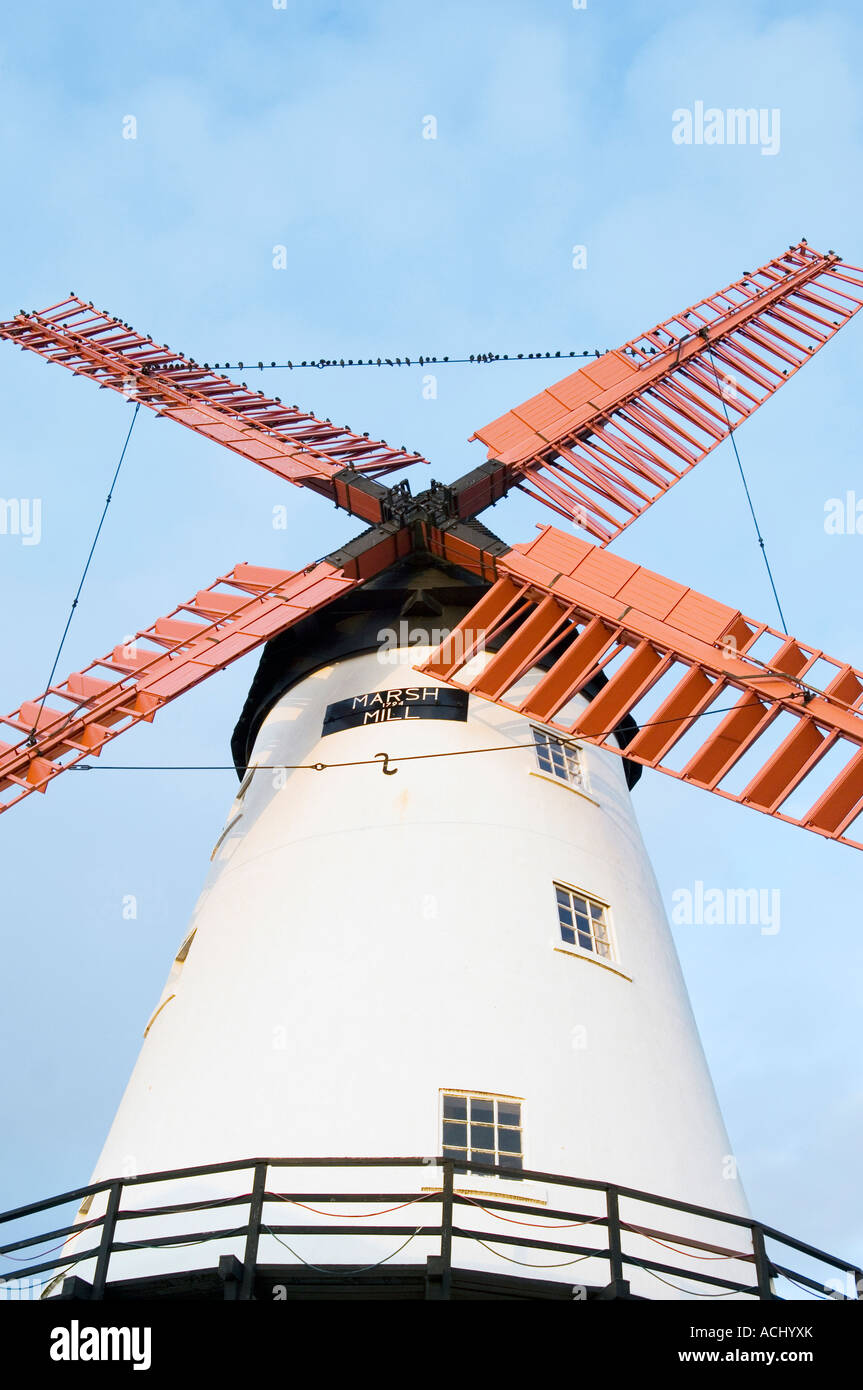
[72, 646, 753, 1298]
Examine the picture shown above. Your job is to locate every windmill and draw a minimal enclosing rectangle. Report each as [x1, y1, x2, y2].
[2, 241, 862, 1302]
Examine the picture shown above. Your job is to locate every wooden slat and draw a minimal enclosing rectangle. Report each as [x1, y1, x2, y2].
[471, 596, 568, 700]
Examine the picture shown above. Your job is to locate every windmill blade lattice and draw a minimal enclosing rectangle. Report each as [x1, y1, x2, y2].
[468, 244, 863, 541]
[0, 532, 406, 813]
[418, 524, 863, 848]
[0, 297, 427, 522]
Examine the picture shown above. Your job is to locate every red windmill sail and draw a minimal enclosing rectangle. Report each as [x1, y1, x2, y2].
[0, 297, 426, 522]
[417, 523, 863, 849]
[465, 244, 863, 540]
[2, 241, 862, 847]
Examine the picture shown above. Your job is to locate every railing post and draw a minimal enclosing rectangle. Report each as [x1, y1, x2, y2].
[218, 1254, 244, 1300]
[91, 1182, 122, 1300]
[751, 1223, 774, 1299]
[606, 1186, 624, 1287]
[439, 1159, 453, 1299]
[239, 1163, 267, 1301]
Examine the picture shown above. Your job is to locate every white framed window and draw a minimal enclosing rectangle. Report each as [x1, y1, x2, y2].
[441, 1091, 523, 1173]
[532, 727, 587, 790]
[554, 882, 613, 960]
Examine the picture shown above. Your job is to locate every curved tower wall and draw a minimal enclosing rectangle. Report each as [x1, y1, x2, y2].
[77, 644, 750, 1296]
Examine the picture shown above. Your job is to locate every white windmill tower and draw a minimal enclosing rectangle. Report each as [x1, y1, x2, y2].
[2, 244, 862, 1302]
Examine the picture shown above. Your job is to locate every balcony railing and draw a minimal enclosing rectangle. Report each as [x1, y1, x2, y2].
[0, 1157, 859, 1301]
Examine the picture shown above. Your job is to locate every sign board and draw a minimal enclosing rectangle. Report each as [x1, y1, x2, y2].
[322, 686, 469, 737]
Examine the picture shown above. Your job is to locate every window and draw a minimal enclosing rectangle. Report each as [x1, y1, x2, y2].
[210, 766, 258, 860]
[210, 810, 243, 862]
[555, 883, 613, 959]
[532, 728, 586, 790]
[441, 1092, 523, 1173]
[175, 927, 197, 965]
[236, 766, 256, 800]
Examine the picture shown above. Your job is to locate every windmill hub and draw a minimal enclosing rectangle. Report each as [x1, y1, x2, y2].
[381, 477, 457, 529]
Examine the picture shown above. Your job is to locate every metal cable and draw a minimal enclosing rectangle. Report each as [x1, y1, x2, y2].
[471, 1237, 594, 1270]
[706, 352, 788, 633]
[28, 403, 141, 737]
[269, 1190, 437, 1220]
[66, 699, 803, 775]
[210, 347, 659, 373]
[642, 1266, 742, 1297]
[457, 1192, 606, 1231]
[261, 1223, 425, 1275]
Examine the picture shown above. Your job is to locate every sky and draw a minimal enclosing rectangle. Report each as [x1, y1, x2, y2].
[0, 0, 861, 1286]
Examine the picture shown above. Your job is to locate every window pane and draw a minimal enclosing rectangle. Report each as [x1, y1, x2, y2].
[554, 886, 614, 958]
[499, 1154, 523, 1171]
[471, 1123, 495, 1150]
[497, 1102, 521, 1126]
[443, 1121, 467, 1146]
[443, 1095, 467, 1120]
[443, 1146, 467, 1162]
[470, 1098, 494, 1124]
[498, 1127, 521, 1153]
[534, 730, 585, 789]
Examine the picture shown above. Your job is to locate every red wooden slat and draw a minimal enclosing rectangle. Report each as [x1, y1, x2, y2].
[574, 643, 667, 737]
[741, 719, 826, 812]
[804, 749, 863, 836]
[681, 694, 773, 787]
[471, 595, 569, 700]
[624, 666, 716, 763]
[420, 577, 524, 680]
[523, 618, 619, 723]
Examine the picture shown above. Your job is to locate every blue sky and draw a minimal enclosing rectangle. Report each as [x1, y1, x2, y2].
[1, 0, 861, 1279]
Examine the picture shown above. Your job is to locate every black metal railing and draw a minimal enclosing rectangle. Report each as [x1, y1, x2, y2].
[0, 1157, 859, 1301]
